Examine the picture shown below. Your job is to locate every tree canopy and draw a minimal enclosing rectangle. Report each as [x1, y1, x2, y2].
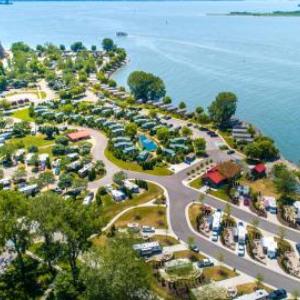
[102, 38, 115, 52]
[127, 71, 166, 101]
[244, 136, 279, 161]
[208, 92, 237, 128]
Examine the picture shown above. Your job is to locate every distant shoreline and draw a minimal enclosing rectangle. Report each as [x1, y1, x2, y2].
[12, 0, 245, 2]
[226, 10, 300, 17]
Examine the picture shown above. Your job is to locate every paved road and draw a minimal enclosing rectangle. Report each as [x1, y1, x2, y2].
[86, 127, 300, 292]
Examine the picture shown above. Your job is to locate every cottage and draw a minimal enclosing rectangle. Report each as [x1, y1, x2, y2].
[169, 143, 189, 151]
[19, 184, 38, 195]
[111, 189, 126, 201]
[112, 136, 131, 143]
[170, 137, 187, 144]
[264, 196, 277, 214]
[67, 130, 90, 142]
[163, 148, 175, 157]
[137, 150, 150, 162]
[114, 141, 133, 149]
[78, 163, 93, 177]
[123, 180, 139, 193]
[123, 146, 136, 154]
[133, 241, 162, 257]
[67, 160, 81, 171]
[262, 237, 277, 259]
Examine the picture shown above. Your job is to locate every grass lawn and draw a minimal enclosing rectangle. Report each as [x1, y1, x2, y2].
[237, 282, 273, 295]
[7, 134, 54, 149]
[150, 235, 179, 247]
[12, 108, 34, 122]
[189, 177, 204, 189]
[203, 265, 238, 281]
[105, 148, 173, 176]
[209, 187, 231, 202]
[101, 182, 164, 225]
[114, 206, 167, 229]
[240, 177, 279, 198]
[218, 130, 236, 149]
[188, 203, 202, 231]
[173, 250, 206, 261]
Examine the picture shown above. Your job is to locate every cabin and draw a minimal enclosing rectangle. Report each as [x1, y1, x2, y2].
[212, 210, 222, 232]
[123, 146, 136, 154]
[114, 141, 133, 150]
[67, 130, 90, 142]
[163, 148, 175, 157]
[137, 150, 150, 162]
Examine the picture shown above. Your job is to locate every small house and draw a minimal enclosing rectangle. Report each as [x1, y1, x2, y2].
[67, 130, 90, 142]
[78, 163, 93, 177]
[252, 163, 266, 178]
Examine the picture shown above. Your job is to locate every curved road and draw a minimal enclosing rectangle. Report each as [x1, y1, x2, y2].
[86, 127, 300, 292]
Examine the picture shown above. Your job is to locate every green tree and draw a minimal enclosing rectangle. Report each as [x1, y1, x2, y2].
[194, 137, 206, 154]
[81, 238, 152, 300]
[113, 171, 127, 185]
[70, 41, 85, 52]
[244, 136, 279, 161]
[208, 92, 237, 128]
[102, 38, 115, 52]
[156, 127, 169, 142]
[127, 71, 166, 101]
[30, 192, 63, 273]
[37, 171, 55, 189]
[179, 101, 186, 109]
[0, 191, 31, 282]
[60, 201, 96, 286]
[272, 164, 297, 195]
[181, 126, 192, 136]
[125, 122, 137, 138]
[163, 96, 172, 104]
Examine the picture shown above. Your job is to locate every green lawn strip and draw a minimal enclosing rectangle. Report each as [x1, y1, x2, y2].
[208, 186, 231, 202]
[189, 177, 204, 189]
[114, 206, 167, 229]
[188, 203, 202, 231]
[173, 250, 206, 261]
[203, 265, 238, 281]
[12, 108, 34, 122]
[104, 148, 173, 176]
[101, 182, 164, 224]
[150, 235, 179, 247]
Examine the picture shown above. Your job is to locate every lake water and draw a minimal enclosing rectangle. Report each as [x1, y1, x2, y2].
[1, 1, 300, 162]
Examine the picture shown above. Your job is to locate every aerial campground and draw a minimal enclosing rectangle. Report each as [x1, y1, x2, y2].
[1, 1, 300, 300]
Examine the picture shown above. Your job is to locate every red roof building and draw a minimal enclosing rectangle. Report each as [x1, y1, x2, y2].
[202, 167, 226, 186]
[253, 163, 266, 174]
[67, 130, 90, 142]
[252, 163, 266, 178]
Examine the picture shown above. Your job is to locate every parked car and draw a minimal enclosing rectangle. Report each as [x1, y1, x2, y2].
[197, 258, 214, 268]
[83, 192, 94, 205]
[187, 123, 193, 127]
[267, 288, 287, 300]
[296, 243, 300, 254]
[190, 244, 199, 253]
[142, 226, 155, 233]
[238, 244, 245, 257]
[212, 231, 218, 242]
[227, 149, 235, 155]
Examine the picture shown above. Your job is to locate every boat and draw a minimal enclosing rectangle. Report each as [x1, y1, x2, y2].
[116, 32, 128, 37]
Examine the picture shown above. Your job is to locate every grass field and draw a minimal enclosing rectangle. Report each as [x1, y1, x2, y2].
[7, 134, 53, 149]
[237, 282, 273, 295]
[114, 206, 167, 229]
[209, 187, 231, 202]
[12, 108, 34, 122]
[101, 182, 164, 225]
[105, 148, 173, 176]
[203, 266, 238, 281]
[150, 235, 179, 247]
[240, 177, 279, 198]
[188, 203, 202, 231]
